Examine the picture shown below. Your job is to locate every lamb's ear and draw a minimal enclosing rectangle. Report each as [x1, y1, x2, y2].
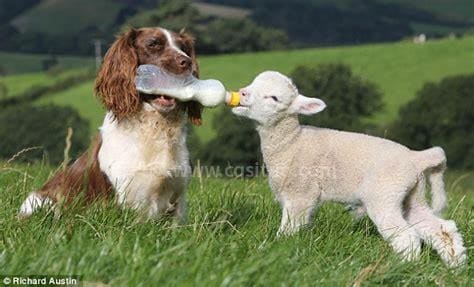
[288, 95, 326, 115]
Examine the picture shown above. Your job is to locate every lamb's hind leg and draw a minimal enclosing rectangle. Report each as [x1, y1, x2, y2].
[405, 178, 466, 267]
[363, 178, 421, 261]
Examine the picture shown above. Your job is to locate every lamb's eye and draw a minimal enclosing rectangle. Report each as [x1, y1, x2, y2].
[270, 96, 279, 102]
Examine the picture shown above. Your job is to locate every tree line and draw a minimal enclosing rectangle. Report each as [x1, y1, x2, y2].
[1, 0, 471, 56]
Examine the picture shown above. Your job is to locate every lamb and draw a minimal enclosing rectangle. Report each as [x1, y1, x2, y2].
[232, 71, 467, 267]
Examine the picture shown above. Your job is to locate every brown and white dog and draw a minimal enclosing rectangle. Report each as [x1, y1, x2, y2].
[19, 27, 202, 220]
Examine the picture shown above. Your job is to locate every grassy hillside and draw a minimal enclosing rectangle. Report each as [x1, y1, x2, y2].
[0, 163, 472, 285]
[198, 35, 474, 125]
[7, 36, 474, 141]
[0, 51, 94, 75]
[10, 0, 123, 35]
[195, 35, 472, 139]
[35, 82, 105, 132]
[0, 68, 91, 97]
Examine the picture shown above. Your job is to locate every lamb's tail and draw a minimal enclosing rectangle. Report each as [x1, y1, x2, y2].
[414, 147, 447, 215]
[18, 192, 53, 218]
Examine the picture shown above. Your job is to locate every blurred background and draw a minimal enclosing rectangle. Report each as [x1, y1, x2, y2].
[0, 0, 473, 171]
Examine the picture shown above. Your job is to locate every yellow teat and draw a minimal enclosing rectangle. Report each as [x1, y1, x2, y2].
[228, 91, 240, 107]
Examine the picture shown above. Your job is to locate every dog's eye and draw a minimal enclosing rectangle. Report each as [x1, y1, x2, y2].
[147, 39, 162, 48]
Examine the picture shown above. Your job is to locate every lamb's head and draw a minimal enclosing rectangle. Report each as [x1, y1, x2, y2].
[232, 71, 326, 126]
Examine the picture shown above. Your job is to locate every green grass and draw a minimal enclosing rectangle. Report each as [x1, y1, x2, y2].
[0, 163, 472, 286]
[10, 0, 123, 36]
[0, 52, 94, 75]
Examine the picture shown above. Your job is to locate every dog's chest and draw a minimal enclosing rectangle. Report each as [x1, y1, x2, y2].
[98, 113, 188, 193]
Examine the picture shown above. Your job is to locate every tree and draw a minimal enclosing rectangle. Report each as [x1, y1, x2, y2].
[0, 82, 7, 99]
[124, 0, 206, 34]
[390, 74, 474, 169]
[290, 63, 383, 132]
[0, 64, 5, 76]
[203, 18, 288, 53]
[0, 104, 90, 164]
[42, 54, 59, 72]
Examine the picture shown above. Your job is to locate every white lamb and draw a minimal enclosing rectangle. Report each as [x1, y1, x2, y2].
[232, 71, 467, 267]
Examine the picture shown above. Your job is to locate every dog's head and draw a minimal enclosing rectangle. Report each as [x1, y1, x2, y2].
[95, 27, 203, 125]
[232, 71, 326, 126]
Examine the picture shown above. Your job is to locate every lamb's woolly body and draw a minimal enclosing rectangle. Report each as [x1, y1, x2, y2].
[235, 71, 467, 267]
[99, 106, 190, 218]
[260, 118, 440, 204]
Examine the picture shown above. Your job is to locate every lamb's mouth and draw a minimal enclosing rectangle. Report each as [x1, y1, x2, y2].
[232, 104, 249, 113]
[141, 93, 177, 107]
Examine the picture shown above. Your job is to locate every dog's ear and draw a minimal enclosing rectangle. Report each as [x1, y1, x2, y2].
[179, 30, 203, 125]
[95, 29, 140, 120]
[186, 101, 203, 126]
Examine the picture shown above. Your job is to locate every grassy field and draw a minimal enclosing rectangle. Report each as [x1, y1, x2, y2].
[0, 163, 472, 286]
[23, 35, 474, 142]
[197, 36, 474, 124]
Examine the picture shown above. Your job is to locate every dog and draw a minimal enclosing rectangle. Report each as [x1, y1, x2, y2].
[19, 27, 202, 221]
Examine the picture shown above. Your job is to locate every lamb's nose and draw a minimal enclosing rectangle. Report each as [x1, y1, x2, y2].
[176, 55, 191, 69]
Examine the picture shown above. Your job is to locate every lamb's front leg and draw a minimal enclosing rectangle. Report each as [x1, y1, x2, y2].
[277, 196, 318, 236]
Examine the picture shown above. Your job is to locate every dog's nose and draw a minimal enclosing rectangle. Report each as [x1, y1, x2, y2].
[176, 55, 192, 69]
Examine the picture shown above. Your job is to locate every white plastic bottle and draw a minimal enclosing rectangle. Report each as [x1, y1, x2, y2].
[135, 64, 239, 107]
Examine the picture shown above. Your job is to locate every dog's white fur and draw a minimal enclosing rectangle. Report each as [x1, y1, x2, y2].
[19, 103, 190, 220]
[233, 71, 467, 267]
[19, 193, 53, 217]
[99, 104, 190, 219]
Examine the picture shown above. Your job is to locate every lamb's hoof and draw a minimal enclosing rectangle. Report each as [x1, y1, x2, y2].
[276, 228, 296, 238]
[437, 220, 467, 268]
